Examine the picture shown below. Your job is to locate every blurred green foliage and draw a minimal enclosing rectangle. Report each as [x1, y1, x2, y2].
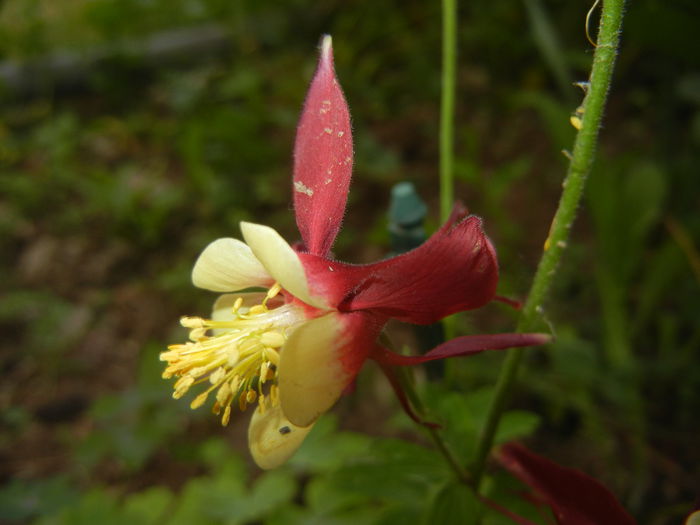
[1, 0, 699, 524]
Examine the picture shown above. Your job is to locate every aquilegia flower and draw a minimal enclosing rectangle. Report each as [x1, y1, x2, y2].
[161, 36, 549, 469]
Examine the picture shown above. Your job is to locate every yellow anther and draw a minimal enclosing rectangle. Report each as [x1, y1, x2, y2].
[216, 382, 232, 405]
[209, 367, 226, 385]
[188, 327, 208, 341]
[222, 406, 231, 426]
[259, 362, 270, 383]
[258, 394, 267, 414]
[233, 297, 244, 312]
[190, 391, 209, 409]
[173, 376, 195, 399]
[246, 390, 257, 403]
[248, 305, 266, 315]
[188, 366, 208, 378]
[265, 283, 282, 302]
[239, 395, 248, 412]
[226, 347, 240, 366]
[180, 316, 205, 329]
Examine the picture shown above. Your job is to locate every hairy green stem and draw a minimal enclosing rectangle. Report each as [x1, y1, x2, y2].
[440, 0, 457, 222]
[471, 0, 627, 487]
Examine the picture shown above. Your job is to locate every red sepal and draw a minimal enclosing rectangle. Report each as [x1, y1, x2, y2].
[370, 332, 550, 366]
[299, 211, 499, 325]
[293, 35, 353, 257]
[497, 442, 637, 525]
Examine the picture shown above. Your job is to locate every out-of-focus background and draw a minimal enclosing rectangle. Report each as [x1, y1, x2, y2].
[1, 1, 698, 523]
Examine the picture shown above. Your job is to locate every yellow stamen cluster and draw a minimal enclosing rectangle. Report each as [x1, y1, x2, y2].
[160, 284, 300, 426]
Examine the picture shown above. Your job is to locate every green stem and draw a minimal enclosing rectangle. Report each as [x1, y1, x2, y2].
[471, 0, 627, 487]
[440, 0, 457, 222]
[398, 366, 472, 484]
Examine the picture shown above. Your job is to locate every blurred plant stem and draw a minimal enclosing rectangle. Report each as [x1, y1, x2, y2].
[395, 365, 472, 485]
[440, 0, 458, 341]
[440, 0, 457, 223]
[471, 0, 627, 488]
[523, 0, 573, 103]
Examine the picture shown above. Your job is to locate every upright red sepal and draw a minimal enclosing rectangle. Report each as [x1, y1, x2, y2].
[293, 35, 353, 257]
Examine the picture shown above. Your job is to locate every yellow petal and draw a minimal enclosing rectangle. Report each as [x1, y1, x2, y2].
[192, 237, 272, 292]
[248, 404, 314, 469]
[278, 313, 353, 427]
[240, 222, 328, 309]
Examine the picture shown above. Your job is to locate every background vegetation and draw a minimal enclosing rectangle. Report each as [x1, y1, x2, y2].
[1, 0, 698, 523]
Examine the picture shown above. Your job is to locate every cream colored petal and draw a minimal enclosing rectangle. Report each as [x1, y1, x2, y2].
[278, 313, 352, 427]
[192, 237, 272, 292]
[248, 404, 314, 469]
[240, 222, 328, 309]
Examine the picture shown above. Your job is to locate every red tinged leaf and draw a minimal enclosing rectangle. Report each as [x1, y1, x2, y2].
[497, 443, 637, 525]
[293, 35, 353, 257]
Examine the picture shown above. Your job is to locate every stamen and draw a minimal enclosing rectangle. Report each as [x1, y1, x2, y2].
[259, 362, 270, 383]
[216, 382, 232, 406]
[261, 331, 285, 348]
[233, 297, 243, 312]
[190, 391, 209, 409]
[246, 390, 257, 403]
[209, 367, 225, 385]
[265, 283, 282, 303]
[161, 284, 304, 426]
[181, 316, 205, 329]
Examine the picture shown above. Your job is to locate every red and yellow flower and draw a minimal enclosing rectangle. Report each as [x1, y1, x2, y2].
[161, 36, 548, 469]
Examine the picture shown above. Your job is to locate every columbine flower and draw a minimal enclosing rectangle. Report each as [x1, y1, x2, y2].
[161, 35, 549, 469]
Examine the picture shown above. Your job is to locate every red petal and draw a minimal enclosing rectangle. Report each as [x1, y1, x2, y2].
[293, 35, 353, 257]
[370, 333, 550, 366]
[299, 212, 499, 324]
[497, 443, 637, 525]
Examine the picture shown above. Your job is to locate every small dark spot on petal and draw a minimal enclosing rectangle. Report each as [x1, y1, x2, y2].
[279, 426, 291, 435]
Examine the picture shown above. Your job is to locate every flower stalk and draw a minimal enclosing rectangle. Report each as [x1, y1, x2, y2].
[440, 0, 458, 223]
[471, 0, 627, 488]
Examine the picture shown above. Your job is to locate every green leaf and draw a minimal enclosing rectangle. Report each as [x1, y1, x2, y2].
[289, 414, 372, 472]
[320, 439, 447, 505]
[0, 477, 78, 522]
[425, 482, 481, 525]
[123, 487, 173, 523]
[242, 470, 297, 520]
[495, 410, 541, 444]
